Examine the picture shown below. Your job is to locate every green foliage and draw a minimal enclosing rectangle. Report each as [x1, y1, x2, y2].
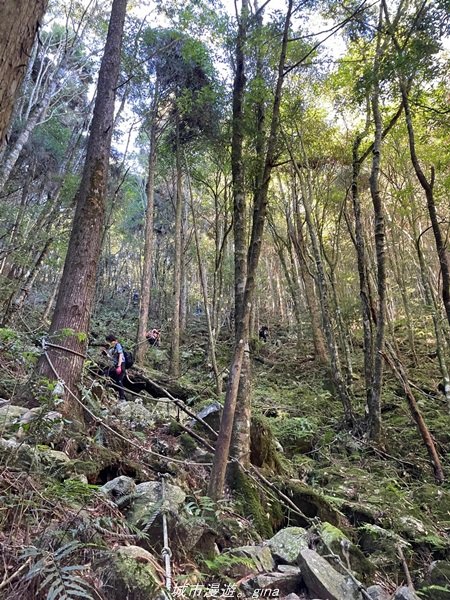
[22, 541, 95, 600]
[202, 553, 254, 575]
[44, 479, 97, 505]
[271, 416, 318, 454]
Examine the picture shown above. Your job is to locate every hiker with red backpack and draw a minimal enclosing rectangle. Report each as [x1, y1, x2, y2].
[104, 333, 132, 401]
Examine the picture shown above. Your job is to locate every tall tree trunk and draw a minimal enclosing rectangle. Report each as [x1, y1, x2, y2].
[187, 171, 222, 395]
[289, 213, 328, 365]
[208, 0, 292, 500]
[0, 0, 48, 147]
[135, 103, 158, 364]
[367, 9, 385, 442]
[36, 0, 128, 419]
[382, 0, 450, 329]
[169, 116, 183, 378]
[350, 126, 375, 405]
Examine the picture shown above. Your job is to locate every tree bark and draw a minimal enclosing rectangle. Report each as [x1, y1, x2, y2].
[169, 116, 183, 378]
[36, 0, 128, 419]
[208, 0, 293, 500]
[367, 8, 385, 442]
[135, 100, 158, 364]
[0, 0, 48, 147]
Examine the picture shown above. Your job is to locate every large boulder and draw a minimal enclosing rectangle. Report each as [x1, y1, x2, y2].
[318, 522, 375, 582]
[127, 480, 186, 528]
[103, 545, 164, 600]
[298, 548, 363, 600]
[116, 401, 154, 431]
[188, 402, 222, 433]
[0, 438, 40, 470]
[268, 527, 308, 564]
[100, 476, 136, 503]
[17, 408, 64, 443]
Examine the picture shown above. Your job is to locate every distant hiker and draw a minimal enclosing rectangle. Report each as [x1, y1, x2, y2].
[146, 328, 161, 347]
[132, 290, 139, 307]
[259, 325, 269, 342]
[105, 333, 126, 401]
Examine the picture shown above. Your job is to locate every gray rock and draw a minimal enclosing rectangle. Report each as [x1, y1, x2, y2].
[391, 587, 420, 600]
[268, 527, 308, 564]
[21, 409, 65, 443]
[298, 548, 363, 600]
[100, 476, 136, 502]
[0, 405, 28, 430]
[188, 401, 222, 431]
[127, 481, 186, 527]
[116, 401, 154, 430]
[367, 585, 390, 600]
[277, 565, 301, 575]
[283, 595, 302, 600]
[226, 545, 275, 574]
[0, 438, 40, 469]
[246, 571, 302, 596]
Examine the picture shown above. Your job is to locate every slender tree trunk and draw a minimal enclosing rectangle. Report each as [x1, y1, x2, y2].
[402, 89, 450, 327]
[367, 10, 385, 442]
[381, 0, 450, 329]
[289, 213, 328, 365]
[36, 0, 128, 419]
[0, 0, 48, 147]
[0, 83, 55, 191]
[208, 0, 292, 500]
[187, 169, 222, 394]
[135, 103, 158, 364]
[287, 143, 353, 421]
[350, 127, 375, 405]
[169, 116, 183, 378]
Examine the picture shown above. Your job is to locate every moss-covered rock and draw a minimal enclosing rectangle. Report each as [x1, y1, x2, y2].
[104, 545, 164, 600]
[127, 481, 186, 527]
[226, 545, 275, 574]
[267, 527, 308, 564]
[250, 415, 284, 472]
[282, 479, 349, 529]
[318, 522, 375, 583]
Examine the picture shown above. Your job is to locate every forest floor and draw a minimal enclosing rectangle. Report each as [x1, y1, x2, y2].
[1, 313, 450, 599]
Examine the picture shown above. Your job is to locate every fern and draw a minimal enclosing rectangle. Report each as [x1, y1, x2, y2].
[21, 541, 96, 600]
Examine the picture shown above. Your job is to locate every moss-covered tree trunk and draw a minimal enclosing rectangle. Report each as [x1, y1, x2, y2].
[36, 0, 128, 419]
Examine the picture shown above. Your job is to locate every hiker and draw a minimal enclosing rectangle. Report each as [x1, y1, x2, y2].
[105, 333, 126, 401]
[146, 328, 161, 347]
[132, 290, 139, 307]
[259, 325, 269, 342]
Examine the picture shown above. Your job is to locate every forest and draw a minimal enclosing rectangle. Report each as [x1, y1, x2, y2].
[0, 0, 450, 598]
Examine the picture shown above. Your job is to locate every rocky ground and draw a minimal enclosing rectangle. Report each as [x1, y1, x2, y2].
[1, 324, 450, 599]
